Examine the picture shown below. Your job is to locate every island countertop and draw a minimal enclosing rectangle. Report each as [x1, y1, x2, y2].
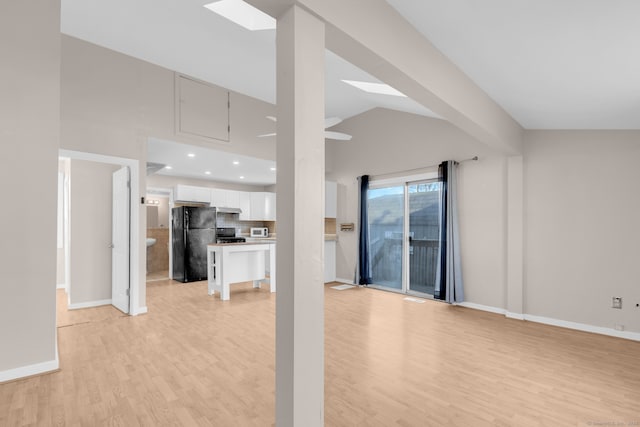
[239, 235, 337, 242]
[207, 241, 276, 300]
[208, 241, 275, 247]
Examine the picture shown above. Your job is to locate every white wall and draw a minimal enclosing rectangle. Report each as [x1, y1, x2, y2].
[69, 160, 120, 306]
[146, 197, 170, 229]
[328, 108, 508, 309]
[0, 0, 60, 378]
[524, 131, 640, 333]
[329, 109, 640, 337]
[61, 35, 276, 161]
[60, 35, 278, 313]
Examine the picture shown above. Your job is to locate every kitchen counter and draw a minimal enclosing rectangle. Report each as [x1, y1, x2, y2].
[208, 241, 276, 246]
[206, 242, 276, 300]
[242, 235, 337, 242]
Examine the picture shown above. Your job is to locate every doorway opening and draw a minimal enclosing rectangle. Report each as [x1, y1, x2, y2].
[56, 149, 143, 320]
[145, 187, 173, 282]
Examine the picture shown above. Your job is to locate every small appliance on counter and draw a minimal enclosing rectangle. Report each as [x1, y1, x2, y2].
[216, 227, 246, 244]
[250, 227, 269, 238]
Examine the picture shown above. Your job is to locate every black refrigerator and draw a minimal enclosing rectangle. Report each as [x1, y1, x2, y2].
[172, 206, 217, 283]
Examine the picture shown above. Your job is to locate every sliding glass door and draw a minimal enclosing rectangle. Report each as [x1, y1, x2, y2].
[367, 179, 441, 296]
[367, 185, 404, 290]
[407, 181, 442, 295]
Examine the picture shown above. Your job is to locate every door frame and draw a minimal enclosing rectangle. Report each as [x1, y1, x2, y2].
[368, 171, 440, 297]
[146, 186, 174, 279]
[59, 149, 144, 315]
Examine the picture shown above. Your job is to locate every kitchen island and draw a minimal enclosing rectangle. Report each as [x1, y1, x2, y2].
[206, 241, 276, 300]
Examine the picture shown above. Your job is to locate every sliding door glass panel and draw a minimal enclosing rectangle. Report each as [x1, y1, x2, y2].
[407, 181, 441, 295]
[368, 185, 404, 289]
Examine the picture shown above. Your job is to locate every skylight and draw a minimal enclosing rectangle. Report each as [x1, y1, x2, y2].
[341, 80, 407, 97]
[203, 0, 276, 31]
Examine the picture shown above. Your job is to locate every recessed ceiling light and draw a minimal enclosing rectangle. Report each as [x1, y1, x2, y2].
[341, 79, 407, 97]
[165, 165, 172, 170]
[187, 153, 195, 158]
[233, 161, 240, 165]
[270, 167, 276, 171]
[239, 176, 245, 179]
[205, 171, 211, 175]
[203, 0, 276, 31]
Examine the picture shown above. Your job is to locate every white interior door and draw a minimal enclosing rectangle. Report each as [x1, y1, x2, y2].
[112, 166, 130, 313]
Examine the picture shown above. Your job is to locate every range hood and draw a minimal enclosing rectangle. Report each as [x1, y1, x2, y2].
[216, 207, 242, 214]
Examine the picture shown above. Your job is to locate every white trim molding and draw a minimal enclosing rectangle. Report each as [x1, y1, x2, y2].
[505, 312, 525, 320]
[67, 299, 112, 310]
[0, 358, 59, 383]
[59, 149, 143, 316]
[0, 297, 58, 382]
[523, 313, 640, 342]
[335, 277, 355, 285]
[457, 302, 640, 342]
[456, 301, 506, 316]
[131, 306, 148, 315]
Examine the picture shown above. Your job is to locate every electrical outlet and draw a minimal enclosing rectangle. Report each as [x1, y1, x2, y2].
[615, 324, 625, 331]
[612, 297, 622, 309]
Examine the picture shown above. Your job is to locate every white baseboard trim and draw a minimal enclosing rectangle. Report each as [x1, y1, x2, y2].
[56, 283, 66, 290]
[0, 358, 59, 383]
[335, 277, 355, 285]
[456, 301, 506, 315]
[505, 311, 525, 320]
[523, 313, 640, 342]
[67, 299, 112, 310]
[457, 302, 640, 342]
[131, 306, 148, 315]
[1, 323, 60, 383]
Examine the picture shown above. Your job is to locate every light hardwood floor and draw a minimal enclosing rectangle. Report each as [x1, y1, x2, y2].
[1, 281, 639, 426]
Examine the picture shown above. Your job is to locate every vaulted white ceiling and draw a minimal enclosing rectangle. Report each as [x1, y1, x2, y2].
[387, 0, 640, 129]
[60, 0, 437, 122]
[60, 0, 639, 184]
[61, 0, 640, 130]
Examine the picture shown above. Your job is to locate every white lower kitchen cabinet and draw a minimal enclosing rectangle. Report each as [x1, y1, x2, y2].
[324, 240, 336, 283]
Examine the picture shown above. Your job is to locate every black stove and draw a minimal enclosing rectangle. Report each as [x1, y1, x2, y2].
[217, 237, 246, 243]
[216, 227, 246, 244]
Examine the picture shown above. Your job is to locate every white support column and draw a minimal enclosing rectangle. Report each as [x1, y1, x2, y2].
[506, 155, 524, 319]
[275, 5, 325, 427]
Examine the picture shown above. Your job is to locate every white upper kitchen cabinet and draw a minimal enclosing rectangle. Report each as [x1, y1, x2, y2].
[250, 192, 266, 220]
[238, 192, 251, 220]
[211, 189, 241, 209]
[325, 181, 337, 218]
[210, 188, 224, 208]
[249, 192, 276, 221]
[226, 190, 240, 209]
[175, 185, 211, 204]
[264, 192, 276, 221]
